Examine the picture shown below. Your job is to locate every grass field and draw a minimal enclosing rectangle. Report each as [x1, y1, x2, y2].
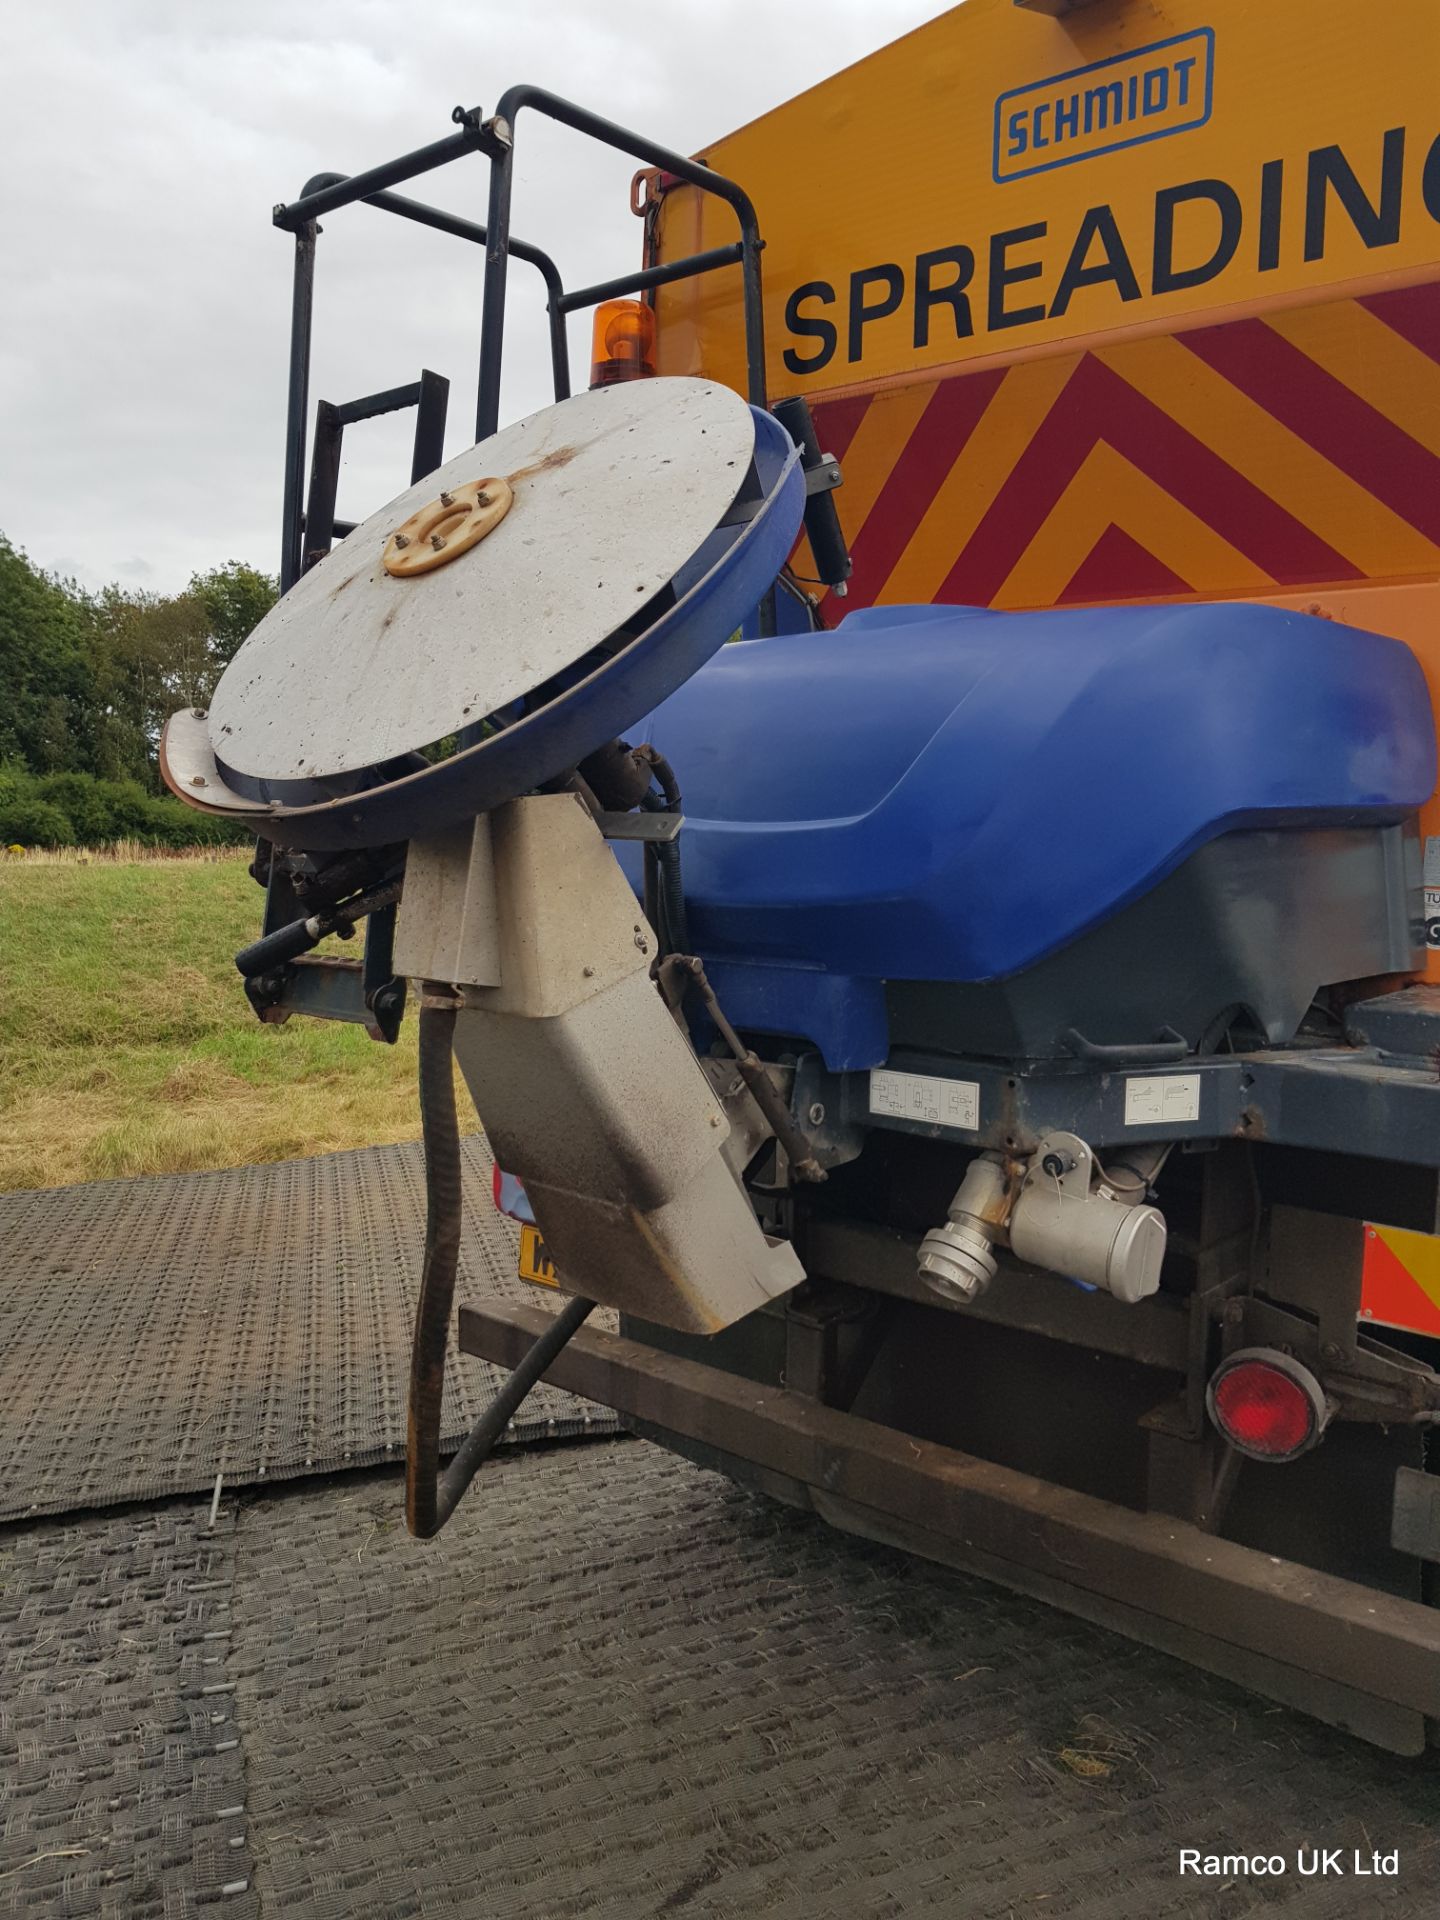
[0, 855, 423, 1192]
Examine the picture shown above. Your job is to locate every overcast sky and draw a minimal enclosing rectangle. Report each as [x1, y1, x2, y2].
[1, 0, 942, 597]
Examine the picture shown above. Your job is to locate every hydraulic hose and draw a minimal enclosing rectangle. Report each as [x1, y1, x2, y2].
[637, 745, 688, 956]
[405, 999, 595, 1538]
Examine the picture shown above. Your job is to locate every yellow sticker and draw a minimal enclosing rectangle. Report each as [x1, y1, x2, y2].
[517, 1223, 559, 1289]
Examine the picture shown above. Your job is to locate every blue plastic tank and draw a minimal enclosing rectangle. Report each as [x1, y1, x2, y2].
[623, 602, 1435, 1066]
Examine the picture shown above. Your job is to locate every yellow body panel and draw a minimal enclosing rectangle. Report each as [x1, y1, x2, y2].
[654, 0, 1440, 394]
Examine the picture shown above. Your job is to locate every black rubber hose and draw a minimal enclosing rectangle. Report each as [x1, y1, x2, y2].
[405, 1000, 595, 1538]
[405, 1002, 465, 1538]
[772, 394, 851, 590]
[638, 747, 688, 956]
[1198, 1002, 1247, 1055]
[430, 1291, 595, 1529]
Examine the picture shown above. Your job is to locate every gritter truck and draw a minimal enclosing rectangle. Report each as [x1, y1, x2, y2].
[164, 0, 1440, 1753]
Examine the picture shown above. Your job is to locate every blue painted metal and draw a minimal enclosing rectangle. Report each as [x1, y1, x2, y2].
[686, 958, 890, 1073]
[742, 574, 818, 639]
[624, 602, 1435, 1066]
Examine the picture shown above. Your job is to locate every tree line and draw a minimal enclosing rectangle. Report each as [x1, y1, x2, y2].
[0, 535, 276, 847]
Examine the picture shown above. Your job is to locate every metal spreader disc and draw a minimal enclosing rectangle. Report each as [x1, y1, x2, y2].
[210, 378, 756, 786]
[162, 380, 804, 849]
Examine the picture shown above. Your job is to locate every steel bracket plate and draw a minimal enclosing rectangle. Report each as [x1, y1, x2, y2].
[1393, 1466, 1440, 1565]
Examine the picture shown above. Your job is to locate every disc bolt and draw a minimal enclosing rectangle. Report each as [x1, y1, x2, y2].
[439, 490, 454, 507]
[393, 533, 411, 549]
[430, 533, 447, 551]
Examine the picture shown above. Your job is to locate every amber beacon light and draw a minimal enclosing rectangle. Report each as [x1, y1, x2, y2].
[589, 299, 657, 387]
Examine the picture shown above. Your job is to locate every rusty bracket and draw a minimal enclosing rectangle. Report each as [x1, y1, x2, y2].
[1242, 1294, 1440, 1424]
[657, 953, 826, 1183]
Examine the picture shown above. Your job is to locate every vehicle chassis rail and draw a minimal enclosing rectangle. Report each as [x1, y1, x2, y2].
[461, 1300, 1440, 1754]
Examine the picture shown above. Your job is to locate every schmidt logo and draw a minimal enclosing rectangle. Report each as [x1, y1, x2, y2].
[995, 28, 1215, 183]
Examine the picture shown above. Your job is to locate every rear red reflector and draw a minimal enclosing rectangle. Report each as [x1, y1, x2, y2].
[1206, 1349, 1328, 1462]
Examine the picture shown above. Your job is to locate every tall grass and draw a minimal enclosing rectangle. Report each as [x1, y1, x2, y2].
[0, 858, 425, 1192]
[2, 839, 249, 866]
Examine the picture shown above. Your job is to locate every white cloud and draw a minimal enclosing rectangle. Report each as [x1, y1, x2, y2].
[0, 0, 943, 594]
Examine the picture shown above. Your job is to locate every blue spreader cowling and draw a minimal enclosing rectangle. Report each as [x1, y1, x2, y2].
[625, 602, 1435, 1067]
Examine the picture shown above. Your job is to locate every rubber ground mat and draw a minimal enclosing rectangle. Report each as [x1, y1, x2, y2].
[0, 1139, 617, 1523]
[0, 1501, 256, 1917]
[223, 1446, 1440, 1920]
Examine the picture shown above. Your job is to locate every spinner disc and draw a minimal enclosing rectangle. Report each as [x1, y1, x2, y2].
[163, 379, 803, 849]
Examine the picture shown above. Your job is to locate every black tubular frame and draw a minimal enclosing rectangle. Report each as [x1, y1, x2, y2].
[272, 92, 769, 591]
[304, 368, 450, 567]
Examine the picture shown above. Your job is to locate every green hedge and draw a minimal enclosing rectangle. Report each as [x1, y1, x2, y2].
[0, 764, 247, 849]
